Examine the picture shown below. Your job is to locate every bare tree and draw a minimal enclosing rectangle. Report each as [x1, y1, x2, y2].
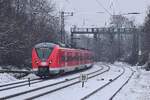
[0, 0, 60, 67]
[142, 7, 150, 67]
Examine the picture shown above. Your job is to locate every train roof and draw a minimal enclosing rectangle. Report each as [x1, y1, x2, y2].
[59, 47, 91, 52]
[34, 42, 92, 52]
[34, 42, 58, 48]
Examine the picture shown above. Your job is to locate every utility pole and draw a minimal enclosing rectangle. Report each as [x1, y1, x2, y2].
[60, 11, 65, 43]
[60, 11, 73, 44]
[138, 28, 142, 64]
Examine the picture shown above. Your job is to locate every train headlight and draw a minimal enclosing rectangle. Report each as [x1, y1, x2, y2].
[49, 61, 52, 64]
[35, 61, 39, 64]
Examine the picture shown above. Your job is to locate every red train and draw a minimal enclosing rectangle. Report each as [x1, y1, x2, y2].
[32, 42, 94, 77]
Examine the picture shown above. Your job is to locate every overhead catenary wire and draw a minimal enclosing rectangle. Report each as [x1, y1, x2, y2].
[95, 0, 112, 16]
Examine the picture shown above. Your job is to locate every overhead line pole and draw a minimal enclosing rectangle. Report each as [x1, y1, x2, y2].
[60, 11, 65, 43]
[60, 11, 73, 44]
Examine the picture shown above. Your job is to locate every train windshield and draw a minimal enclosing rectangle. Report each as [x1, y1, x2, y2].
[36, 48, 53, 60]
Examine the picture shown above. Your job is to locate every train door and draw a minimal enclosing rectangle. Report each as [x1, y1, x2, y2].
[59, 50, 64, 67]
[64, 50, 67, 67]
[78, 51, 81, 66]
[75, 52, 78, 65]
[72, 51, 75, 66]
[68, 51, 72, 66]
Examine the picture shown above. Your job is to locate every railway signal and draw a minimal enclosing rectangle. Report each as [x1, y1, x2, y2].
[80, 74, 88, 87]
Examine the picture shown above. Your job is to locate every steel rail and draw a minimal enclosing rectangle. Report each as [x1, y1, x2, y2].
[0, 79, 43, 91]
[25, 65, 110, 100]
[81, 66, 125, 100]
[109, 67, 135, 100]
[0, 65, 92, 91]
[0, 65, 106, 100]
[0, 78, 41, 88]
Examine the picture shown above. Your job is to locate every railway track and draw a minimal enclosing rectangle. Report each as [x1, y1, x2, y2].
[80, 66, 134, 100]
[0, 78, 40, 88]
[25, 65, 110, 100]
[0, 65, 92, 92]
[0, 78, 42, 92]
[109, 67, 134, 100]
[0, 64, 109, 100]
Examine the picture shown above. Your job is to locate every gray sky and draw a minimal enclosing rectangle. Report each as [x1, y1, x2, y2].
[54, 0, 150, 30]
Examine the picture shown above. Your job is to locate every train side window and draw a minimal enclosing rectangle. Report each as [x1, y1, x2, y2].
[80, 56, 82, 61]
[70, 56, 73, 61]
[67, 56, 70, 61]
[71, 56, 74, 61]
[61, 56, 66, 61]
[68, 56, 72, 61]
[75, 56, 78, 61]
[66, 56, 68, 61]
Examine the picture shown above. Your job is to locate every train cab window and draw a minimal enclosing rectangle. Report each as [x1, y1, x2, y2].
[36, 47, 53, 60]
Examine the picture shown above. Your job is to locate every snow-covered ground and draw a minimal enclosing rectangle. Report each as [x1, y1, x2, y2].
[0, 62, 150, 100]
[0, 65, 32, 81]
[0, 73, 17, 84]
[21, 73, 39, 79]
[114, 64, 150, 100]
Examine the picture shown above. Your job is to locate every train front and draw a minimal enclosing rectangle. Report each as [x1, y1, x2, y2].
[32, 43, 57, 77]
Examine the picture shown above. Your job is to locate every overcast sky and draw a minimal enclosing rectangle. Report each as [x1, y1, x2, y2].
[54, 0, 150, 30]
